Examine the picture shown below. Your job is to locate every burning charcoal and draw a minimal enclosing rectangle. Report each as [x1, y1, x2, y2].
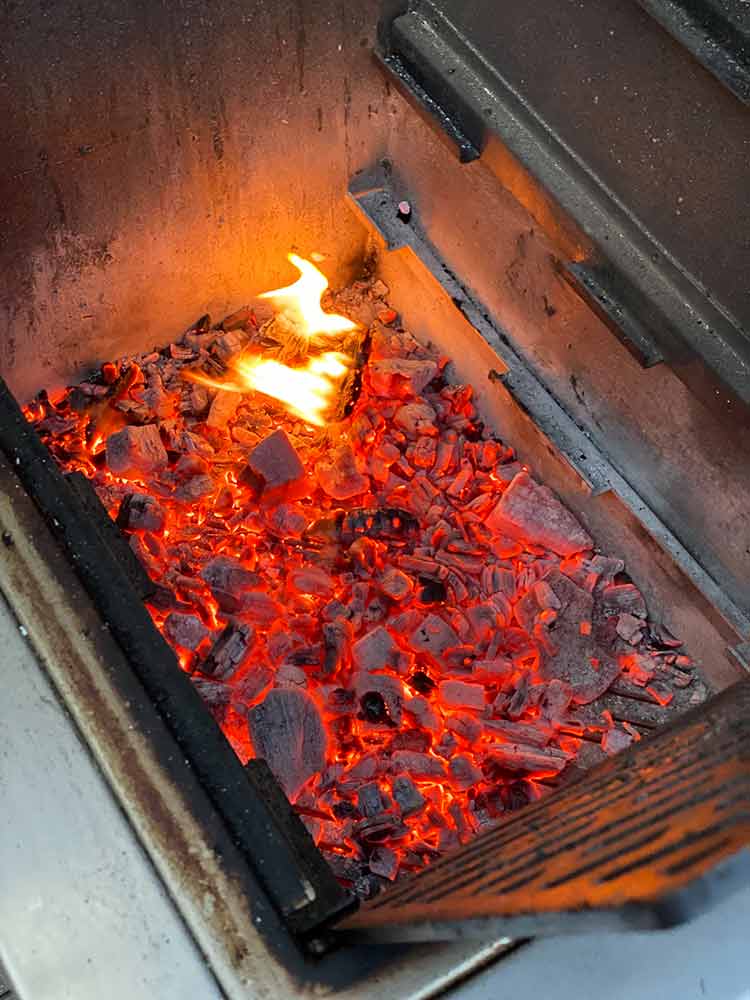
[394, 402, 438, 437]
[191, 677, 231, 723]
[213, 330, 246, 362]
[323, 620, 351, 674]
[174, 474, 216, 501]
[484, 719, 553, 747]
[245, 428, 306, 498]
[354, 672, 404, 725]
[417, 576, 447, 604]
[602, 726, 634, 755]
[449, 754, 483, 789]
[322, 852, 366, 884]
[116, 492, 166, 533]
[239, 591, 284, 625]
[486, 742, 569, 775]
[368, 358, 438, 397]
[434, 731, 458, 760]
[199, 622, 255, 680]
[316, 443, 369, 500]
[507, 674, 532, 719]
[538, 570, 622, 704]
[438, 680, 486, 712]
[201, 555, 259, 613]
[164, 612, 210, 651]
[327, 687, 356, 714]
[411, 436, 437, 469]
[306, 507, 419, 545]
[277, 663, 308, 688]
[405, 695, 440, 732]
[231, 665, 274, 706]
[390, 729, 432, 753]
[266, 502, 307, 538]
[472, 657, 514, 682]
[391, 774, 426, 815]
[369, 845, 399, 881]
[357, 781, 386, 818]
[615, 612, 645, 645]
[288, 565, 334, 597]
[187, 384, 210, 417]
[106, 424, 167, 478]
[379, 567, 413, 601]
[354, 813, 407, 844]
[389, 750, 446, 779]
[486, 471, 592, 557]
[359, 691, 390, 724]
[247, 688, 326, 799]
[446, 712, 483, 742]
[601, 583, 647, 619]
[353, 625, 410, 676]
[410, 613, 460, 658]
[408, 670, 436, 695]
[205, 390, 241, 431]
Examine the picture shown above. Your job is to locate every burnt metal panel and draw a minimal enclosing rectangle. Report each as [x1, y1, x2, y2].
[636, 0, 750, 103]
[341, 680, 750, 942]
[380, 0, 750, 420]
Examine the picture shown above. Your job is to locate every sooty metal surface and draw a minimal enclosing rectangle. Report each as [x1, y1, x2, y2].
[636, 0, 750, 102]
[342, 680, 750, 942]
[381, 0, 750, 419]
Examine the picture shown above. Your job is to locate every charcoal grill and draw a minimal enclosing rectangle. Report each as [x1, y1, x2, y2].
[0, 1, 749, 997]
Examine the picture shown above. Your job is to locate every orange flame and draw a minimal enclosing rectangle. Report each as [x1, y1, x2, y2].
[190, 255, 357, 426]
[259, 253, 357, 340]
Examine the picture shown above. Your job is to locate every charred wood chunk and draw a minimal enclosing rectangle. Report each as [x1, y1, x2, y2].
[191, 676, 231, 723]
[391, 774, 426, 816]
[601, 583, 648, 619]
[538, 569, 622, 704]
[389, 750, 446, 780]
[389, 728, 432, 753]
[116, 492, 167, 533]
[305, 506, 418, 545]
[368, 358, 438, 398]
[199, 622, 255, 680]
[353, 671, 404, 725]
[357, 781, 386, 818]
[247, 688, 326, 799]
[446, 712, 483, 742]
[316, 443, 369, 500]
[200, 555, 259, 613]
[164, 612, 211, 651]
[245, 428, 306, 498]
[449, 754, 483, 789]
[353, 625, 411, 676]
[369, 845, 399, 881]
[438, 681, 487, 712]
[486, 471, 592, 557]
[410, 613, 460, 659]
[205, 391, 241, 431]
[485, 742, 569, 776]
[231, 665, 274, 707]
[323, 620, 351, 674]
[353, 812, 407, 845]
[106, 424, 167, 478]
[405, 695, 440, 732]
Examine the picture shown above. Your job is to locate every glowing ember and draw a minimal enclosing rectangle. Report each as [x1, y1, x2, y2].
[25, 267, 691, 900]
[259, 252, 358, 340]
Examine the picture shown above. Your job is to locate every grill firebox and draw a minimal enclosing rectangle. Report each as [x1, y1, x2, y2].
[1, 1, 748, 997]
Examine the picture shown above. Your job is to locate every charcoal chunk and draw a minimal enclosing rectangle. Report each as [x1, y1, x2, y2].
[353, 625, 411, 676]
[357, 781, 385, 818]
[369, 845, 399, 881]
[409, 613, 460, 658]
[164, 612, 210, 651]
[245, 429, 306, 497]
[486, 471, 592, 557]
[191, 677, 231, 723]
[106, 424, 168, 478]
[247, 688, 326, 799]
[116, 492, 166, 533]
[199, 622, 255, 680]
[392, 774, 426, 815]
[200, 555, 259, 612]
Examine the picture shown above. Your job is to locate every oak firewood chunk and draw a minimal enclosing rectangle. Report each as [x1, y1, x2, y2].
[106, 424, 167, 478]
[246, 429, 305, 497]
[486, 471, 592, 557]
[247, 688, 326, 799]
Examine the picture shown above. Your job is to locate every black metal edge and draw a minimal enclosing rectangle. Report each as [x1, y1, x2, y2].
[65, 470, 156, 601]
[636, 0, 750, 105]
[0, 377, 355, 939]
[374, 50, 479, 163]
[557, 261, 666, 369]
[379, 6, 750, 427]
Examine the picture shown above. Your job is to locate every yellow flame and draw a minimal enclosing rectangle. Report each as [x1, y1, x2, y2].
[191, 351, 350, 427]
[259, 253, 357, 339]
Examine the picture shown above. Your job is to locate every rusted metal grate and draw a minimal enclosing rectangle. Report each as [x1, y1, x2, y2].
[341, 680, 750, 941]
